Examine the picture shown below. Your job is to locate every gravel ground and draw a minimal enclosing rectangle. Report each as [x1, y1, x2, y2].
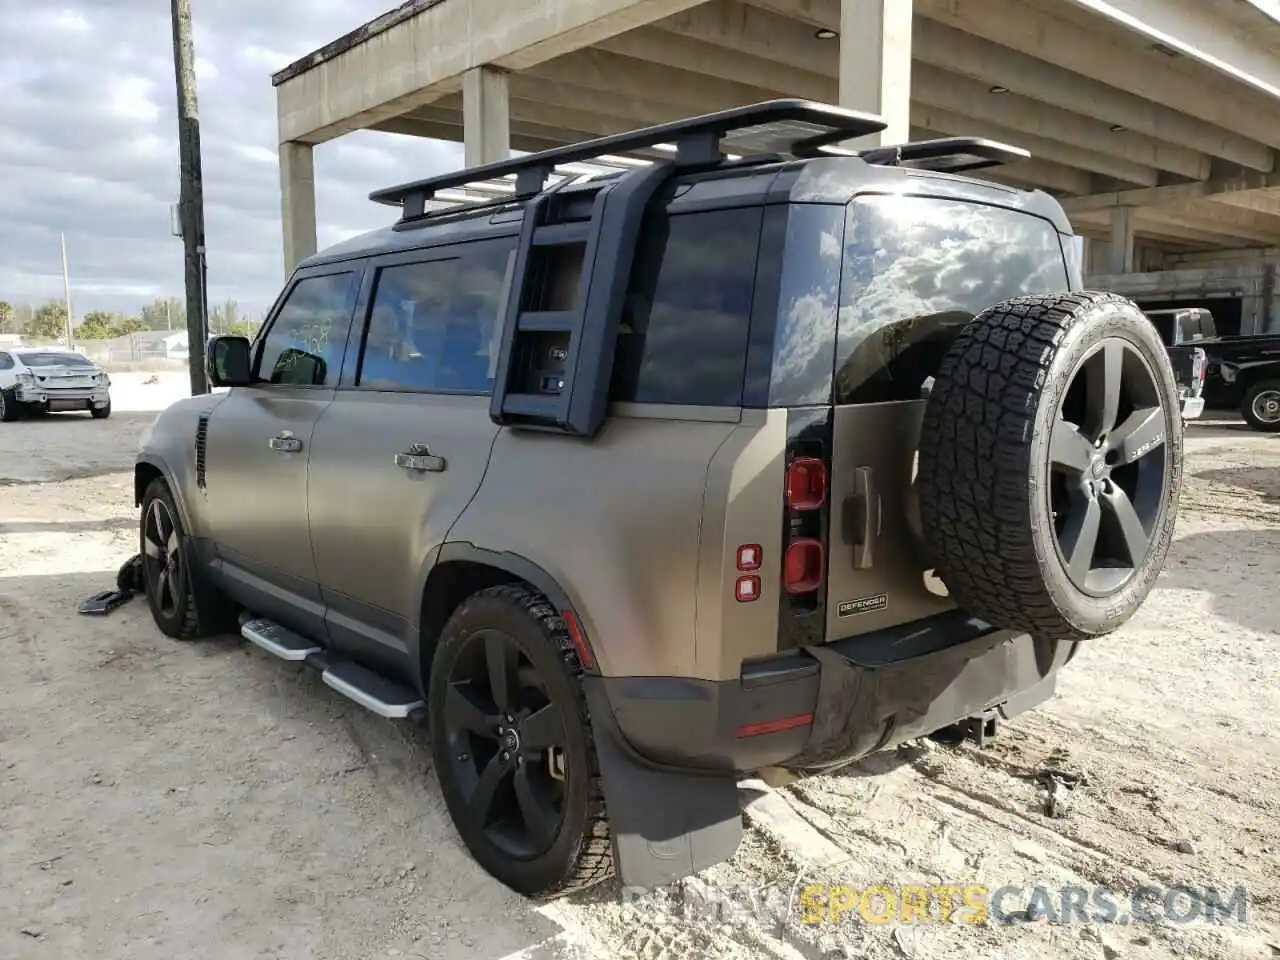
[1, 385, 1278, 960]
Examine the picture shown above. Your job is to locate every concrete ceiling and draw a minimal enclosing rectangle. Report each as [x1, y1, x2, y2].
[277, 0, 1280, 254]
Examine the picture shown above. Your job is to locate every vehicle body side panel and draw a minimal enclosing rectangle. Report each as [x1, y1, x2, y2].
[448, 409, 740, 680]
[135, 393, 229, 537]
[695, 408, 788, 682]
[309, 392, 500, 676]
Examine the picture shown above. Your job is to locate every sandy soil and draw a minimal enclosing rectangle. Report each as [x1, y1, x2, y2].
[1, 387, 1278, 960]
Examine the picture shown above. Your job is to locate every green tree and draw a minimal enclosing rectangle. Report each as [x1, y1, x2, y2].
[78, 310, 117, 340]
[13, 303, 34, 333]
[140, 297, 184, 331]
[111, 316, 149, 337]
[210, 298, 240, 336]
[0, 301, 15, 335]
[227, 319, 261, 340]
[27, 301, 68, 340]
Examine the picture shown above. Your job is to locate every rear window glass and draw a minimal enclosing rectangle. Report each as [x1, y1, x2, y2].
[612, 207, 763, 406]
[19, 352, 93, 367]
[836, 195, 1070, 405]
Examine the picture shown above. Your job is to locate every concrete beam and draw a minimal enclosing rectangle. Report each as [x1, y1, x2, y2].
[1162, 198, 1280, 237]
[1057, 0, 1280, 101]
[279, 142, 317, 273]
[977, 158, 1094, 196]
[276, 0, 707, 143]
[1139, 209, 1280, 246]
[912, 18, 1273, 172]
[1060, 171, 1280, 212]
[462, 65, 510, 166]
[912, 105, 1157, 186]
[1073, 214, 1257, 248]
[911, 64, 1210, 180]
[913, 0, 1280, 149]
[1211, 187, 1280, 218]
[839, 0, 913, 146]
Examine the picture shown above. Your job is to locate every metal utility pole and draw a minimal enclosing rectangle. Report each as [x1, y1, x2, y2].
[171, 0, 209, 394]
[60, 232, 75, 347]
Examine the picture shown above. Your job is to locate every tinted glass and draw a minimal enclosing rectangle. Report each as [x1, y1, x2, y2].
[256, 273, 356, 387]
[836, 195, 1070, 405]
[768, 204, 845, 407]
[357, 243, 514, 395]
[19, 352, 92, 367]
[0, 353, 11, 370]
[613, 207, 763, 406]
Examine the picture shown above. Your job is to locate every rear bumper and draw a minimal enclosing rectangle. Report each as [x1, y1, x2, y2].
[1180, 395, 1205, 420]
[588, 611, 1074, 774]
[15, 385, 110, 409]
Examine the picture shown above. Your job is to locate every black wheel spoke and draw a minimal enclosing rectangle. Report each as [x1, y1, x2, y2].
[445, 684, 496, 738]
[1109, 406, 1165, 466]
[521, 704, 565, 751]
[470, 755, 508, 827]
[1102, 487, 1150, 566]
[513, 765, 560, 850]
[1059, 497, 1101, 581]
[484, 634, 519, 713]
[150, 500, 169, 545]
[157, 568, 173, 609]
[1085, 340, 1124, 437]
[1050, 418, 1094, 476]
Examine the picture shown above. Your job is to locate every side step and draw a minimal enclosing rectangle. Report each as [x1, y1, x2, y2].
[239, 618, 425, 722]
[241, 618, 320, 661]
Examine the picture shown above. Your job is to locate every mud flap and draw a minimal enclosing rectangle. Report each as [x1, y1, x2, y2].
[584, 685, 742, 890]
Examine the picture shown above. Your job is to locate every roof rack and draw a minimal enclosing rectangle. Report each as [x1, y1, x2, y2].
[801, 135, 1031, 173]
[369, 99, 887, 221]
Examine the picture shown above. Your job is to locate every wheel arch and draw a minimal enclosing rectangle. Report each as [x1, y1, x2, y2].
[413, 543, 595, 691]
[134, 455, 195, 534]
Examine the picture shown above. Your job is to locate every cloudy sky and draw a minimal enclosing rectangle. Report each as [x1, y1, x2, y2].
[0, 1, 465, 321]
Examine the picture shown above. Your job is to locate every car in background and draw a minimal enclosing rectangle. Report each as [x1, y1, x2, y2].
[0, 347, 112, 422]
[1144, 307, 1209, 421]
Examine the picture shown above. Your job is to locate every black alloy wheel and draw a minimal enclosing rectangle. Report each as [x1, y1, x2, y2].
[142, 496, 184, 620]
[440, 627, 570, 861]
[1048, 337, 1169, 597]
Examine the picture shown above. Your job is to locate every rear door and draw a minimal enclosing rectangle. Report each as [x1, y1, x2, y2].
[306, 238, 514, 674]
[203, 265, 361, 636]
[824, 194, 1073, 639]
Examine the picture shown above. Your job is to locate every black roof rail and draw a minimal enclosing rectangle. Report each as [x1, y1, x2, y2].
[369, 99, 886, 220]
[798, 135, 1031, 173]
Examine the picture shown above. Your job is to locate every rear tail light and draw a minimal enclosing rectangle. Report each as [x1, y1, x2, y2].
[735, 575, 761, 603]
[783, 538, 824, 594]
[786, 457, 827, 511]
[1193, 348, 1207, 386]
[736, 544, 762, 571]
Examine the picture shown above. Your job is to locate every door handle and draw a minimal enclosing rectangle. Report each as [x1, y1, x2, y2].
[268, 431, 303, 453]
[852, 466, 880, 570]
[394, 443, 446, 473]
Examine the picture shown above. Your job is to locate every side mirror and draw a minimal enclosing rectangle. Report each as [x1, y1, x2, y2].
[207, 335, 253, 388]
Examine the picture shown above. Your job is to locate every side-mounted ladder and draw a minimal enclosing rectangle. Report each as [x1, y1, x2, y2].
[367, 100, 1031, 438]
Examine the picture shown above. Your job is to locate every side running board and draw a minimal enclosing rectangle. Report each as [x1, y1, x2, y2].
[239, 618, 425, 722]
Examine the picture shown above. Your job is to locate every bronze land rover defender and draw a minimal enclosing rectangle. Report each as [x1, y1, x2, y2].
[133, 101, 1183, 898]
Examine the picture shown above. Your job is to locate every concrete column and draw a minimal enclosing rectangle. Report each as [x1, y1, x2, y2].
[463, 66, 511, 168]
[839, 0, 913, 148]
[1109, 207, 1137, 275]
[279, 141, 317, 275]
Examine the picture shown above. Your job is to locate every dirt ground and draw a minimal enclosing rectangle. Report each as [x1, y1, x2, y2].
[1, 380, 1278, 960]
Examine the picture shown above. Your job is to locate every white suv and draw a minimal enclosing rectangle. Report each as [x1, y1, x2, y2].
[0, 347, 112, 422]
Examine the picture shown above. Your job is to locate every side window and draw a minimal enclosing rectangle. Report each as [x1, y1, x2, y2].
[836, 195, 1070, 405]
[356, 243, 515, 395]
[613, 207, 763, 406]
[0, 353, 12, 371]
[254, 272, 357, 387]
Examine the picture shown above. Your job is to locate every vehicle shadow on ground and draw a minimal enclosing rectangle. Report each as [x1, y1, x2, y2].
[0, 566, 589, 960]
[5, 411, 157, 428]
[1159, 528, 1280, 638]
[0, 517, 135, 535]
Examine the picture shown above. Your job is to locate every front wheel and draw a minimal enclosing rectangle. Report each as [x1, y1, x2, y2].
[428, 584, 613, 898]
[1241, 380, 1280, 433]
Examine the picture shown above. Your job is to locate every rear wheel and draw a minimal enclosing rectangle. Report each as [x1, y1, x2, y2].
[91, 400, 112, 420]
[1241, 380, 1280, 433]
[0, 388, 20, 422]
[428, 584, 613, 898]
[919, 292, 1182, 641]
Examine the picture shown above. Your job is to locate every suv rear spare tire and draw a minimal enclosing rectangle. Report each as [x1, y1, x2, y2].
[918, 291, 1182, 642]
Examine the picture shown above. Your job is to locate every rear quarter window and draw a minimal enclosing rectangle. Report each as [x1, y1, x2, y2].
[836, 194, 1070, 405]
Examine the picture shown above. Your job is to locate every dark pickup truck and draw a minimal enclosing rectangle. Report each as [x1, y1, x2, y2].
[1146, 307, 1280, 432]
[1145, 308, 1209, 422]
